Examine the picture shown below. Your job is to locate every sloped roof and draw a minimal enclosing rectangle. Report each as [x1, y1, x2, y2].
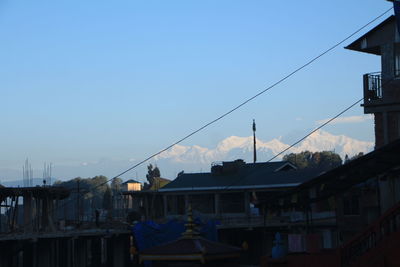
[345, 15, 397, 55]
[122, 179, 141, 184]
[139, 206, 241, 263]
[262, 138, 400, 207]
[139, 237, 241, 263]
[149, 177, 171, 191]
[160, 161, 324, 192]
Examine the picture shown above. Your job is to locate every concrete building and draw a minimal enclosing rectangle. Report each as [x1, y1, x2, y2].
[121, 179, 142, 192]
[346, 15, 400, 148]
[126, 160, 328, 264]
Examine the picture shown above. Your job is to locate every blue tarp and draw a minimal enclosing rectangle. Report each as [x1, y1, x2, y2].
[132, 218, 219, 251]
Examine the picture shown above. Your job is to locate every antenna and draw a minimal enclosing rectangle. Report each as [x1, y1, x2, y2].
[253, 119, 257, 163]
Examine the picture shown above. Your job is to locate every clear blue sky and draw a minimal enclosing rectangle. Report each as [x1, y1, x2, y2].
[0, 0, 392, 180]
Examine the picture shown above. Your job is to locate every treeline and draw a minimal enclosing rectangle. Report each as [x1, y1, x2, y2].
[283, 151, 364, 170]
[53, 176, 123, 221]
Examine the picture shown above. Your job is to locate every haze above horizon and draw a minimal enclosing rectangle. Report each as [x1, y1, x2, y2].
[0, 1, 389, 181]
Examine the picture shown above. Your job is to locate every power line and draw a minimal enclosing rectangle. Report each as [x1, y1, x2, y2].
[266, 98, 364, 162]
[107, 6, 393, 182]
[216, 98, 364, 193]
[5, 8, 392, 233]
[49, 6, 395, 216]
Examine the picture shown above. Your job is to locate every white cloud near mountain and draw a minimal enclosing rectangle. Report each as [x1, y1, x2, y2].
[316, 115, 373, 125]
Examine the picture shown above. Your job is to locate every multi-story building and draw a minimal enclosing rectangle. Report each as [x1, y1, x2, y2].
[346, 14, 400, 148]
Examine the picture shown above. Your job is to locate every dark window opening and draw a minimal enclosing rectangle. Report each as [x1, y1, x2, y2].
[190, 194, 215, 214]
[220, 193, 245, 213]
[343, 195, 360, 215]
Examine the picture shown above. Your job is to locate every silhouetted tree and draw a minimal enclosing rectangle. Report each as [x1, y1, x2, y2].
[111, 177, 123, 193]
[283, 151, 342, 170]
[144, 164, 161, 189]
[344, 152, 364, 163]
[102, 187, 112, 210]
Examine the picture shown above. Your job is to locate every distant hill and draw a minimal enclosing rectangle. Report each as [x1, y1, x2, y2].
[1, 178, 54, 187]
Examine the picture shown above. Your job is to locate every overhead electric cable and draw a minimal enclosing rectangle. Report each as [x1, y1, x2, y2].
[107, 6, 393, 182]
[9, 7, 393, 233]
[266, 98, 364, 162]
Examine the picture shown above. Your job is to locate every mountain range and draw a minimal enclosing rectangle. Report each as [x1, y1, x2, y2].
[0, 130, 374, 182]
[151, 129, 374, 176]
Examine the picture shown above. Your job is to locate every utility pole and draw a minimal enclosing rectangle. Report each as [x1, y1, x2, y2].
[76, 180, 80, 226]
[253, 119, 257, 163]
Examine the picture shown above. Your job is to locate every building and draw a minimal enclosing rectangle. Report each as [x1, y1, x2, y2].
[345, 14, 400, 148]
[261, 6, 400, 265]
[149, 177, 171, 191]
[127, 159, 327, 264]
[121, 179, 142, 192]
[260, 134, 400, 267]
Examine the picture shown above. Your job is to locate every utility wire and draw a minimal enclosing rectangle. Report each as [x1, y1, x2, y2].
[4, 7, 393, 234]
[216, 97, 364, 192]
[266, 98, 364, 162]
[103, 6, 394, 184]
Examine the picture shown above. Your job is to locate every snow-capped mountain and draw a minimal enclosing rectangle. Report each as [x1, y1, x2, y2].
[152, 130, 373, 176]
[0, 130, 374, 182]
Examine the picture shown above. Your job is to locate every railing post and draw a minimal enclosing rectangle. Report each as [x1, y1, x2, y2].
[363, 73, 369, 103]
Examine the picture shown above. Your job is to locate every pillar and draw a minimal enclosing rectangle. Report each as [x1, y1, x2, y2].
[112, 236, 126, 267]
[23, 195, 33, 232]
[215, 193, 220, 217]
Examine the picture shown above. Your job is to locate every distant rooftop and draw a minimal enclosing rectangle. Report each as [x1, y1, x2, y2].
[160, 160, 324, 192]
[122, 179, 141, 184]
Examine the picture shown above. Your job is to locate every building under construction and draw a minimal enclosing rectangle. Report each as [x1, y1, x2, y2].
[0, 185, 132, 267]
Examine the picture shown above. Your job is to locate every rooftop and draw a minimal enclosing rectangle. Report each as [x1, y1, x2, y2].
[122, 179, 141, 184]
[345, 15, 397, 55]
[160, 160, 325, 192]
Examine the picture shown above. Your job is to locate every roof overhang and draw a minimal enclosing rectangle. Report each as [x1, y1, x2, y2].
[263, 138, 400, 206]
[345, 15, 396, 55]
[158, 183, 300, 192]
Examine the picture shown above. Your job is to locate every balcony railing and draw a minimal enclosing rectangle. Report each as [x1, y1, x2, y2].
[165, 213, 289, 228]
[363, 72, 382, 103]
[340, 201, 400, 266]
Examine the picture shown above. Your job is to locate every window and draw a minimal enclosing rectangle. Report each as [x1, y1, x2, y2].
[394, 44, 400, 77]
[343, 195, 360, 215]
[167, 195, 185, 215]
[190, 194, 215, 214]
[220, 193, 245, 213]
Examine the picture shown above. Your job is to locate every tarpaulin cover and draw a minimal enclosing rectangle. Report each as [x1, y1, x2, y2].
[132, 218, 219, 251]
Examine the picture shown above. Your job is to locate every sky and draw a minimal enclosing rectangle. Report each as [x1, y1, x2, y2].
[0, 0, 393, 182]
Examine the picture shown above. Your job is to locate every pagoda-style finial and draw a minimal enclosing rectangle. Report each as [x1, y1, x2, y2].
[182, 205, 199, 239]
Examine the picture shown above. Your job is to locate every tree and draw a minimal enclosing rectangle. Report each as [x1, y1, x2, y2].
[102, 187, 112, 210]
[283, 151, 342, 170]
[55, 175, 111, 219]
[344, 152, 364, 164]
[146, 164, 161, 185]
[111, 177, 123, 193]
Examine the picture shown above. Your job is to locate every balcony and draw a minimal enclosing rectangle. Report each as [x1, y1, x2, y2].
[363, 72, 382, 104]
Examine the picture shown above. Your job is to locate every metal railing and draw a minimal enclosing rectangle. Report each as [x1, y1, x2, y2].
[341, 201, 400, 266]
[363, 72, 382, 102]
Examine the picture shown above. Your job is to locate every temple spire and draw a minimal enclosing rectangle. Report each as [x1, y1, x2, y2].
[182, 205, 199, 239]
